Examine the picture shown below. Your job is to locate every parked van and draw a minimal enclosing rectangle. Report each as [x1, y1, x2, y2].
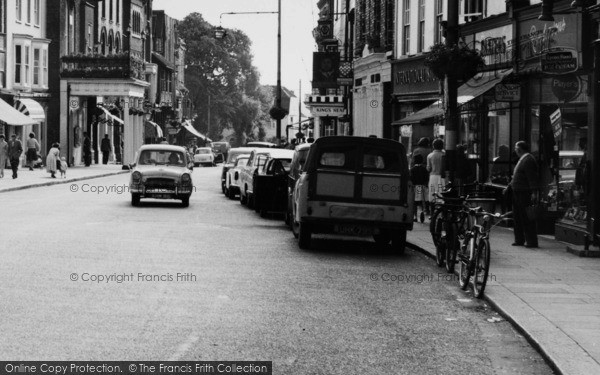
[291, 136, 414, 252]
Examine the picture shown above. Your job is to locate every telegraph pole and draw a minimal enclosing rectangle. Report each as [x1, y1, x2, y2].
[444, 0, 459, 181]
[276, 0, 282, 140]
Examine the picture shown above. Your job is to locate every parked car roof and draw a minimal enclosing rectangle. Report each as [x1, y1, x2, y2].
[260, 149, 294, 159]
[138, 144, 187, 153]
[246, 141, 277, 148]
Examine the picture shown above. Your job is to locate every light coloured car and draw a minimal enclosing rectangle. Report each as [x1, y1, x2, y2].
[194, 147, 215, 167]
[239, 148, 294, 208]
[129, 144, 194, 207]
[292, 136, 414, 252]
[225, 155, 250, 199]
[220, 147, 257, 194]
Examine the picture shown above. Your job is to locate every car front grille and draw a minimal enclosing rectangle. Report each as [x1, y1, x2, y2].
[145, 178, 176, 189]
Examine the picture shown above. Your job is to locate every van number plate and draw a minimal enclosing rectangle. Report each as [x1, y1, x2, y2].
[334, 225, 373, 236]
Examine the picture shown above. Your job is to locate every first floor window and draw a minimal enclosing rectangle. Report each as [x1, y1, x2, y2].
[24, 46, 30, 84]
[43, 49, 47, 86]
[14, 45, 21, 84]
[33, 48, 40, 85]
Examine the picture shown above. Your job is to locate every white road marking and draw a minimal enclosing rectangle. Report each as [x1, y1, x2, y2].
[168, 334, 201, 361]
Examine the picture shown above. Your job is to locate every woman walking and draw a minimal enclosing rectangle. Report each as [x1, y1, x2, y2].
[26, 132, 40, 171]
[427, 138, 446, 204]
[46, 143, 61, 178]
[0, 135, 7, 178]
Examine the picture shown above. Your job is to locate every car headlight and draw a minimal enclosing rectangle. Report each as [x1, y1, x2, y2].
[132, 171, 142, 184]
[181, 173, 191, 184]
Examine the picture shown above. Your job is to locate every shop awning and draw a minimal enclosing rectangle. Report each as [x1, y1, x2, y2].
[393, 69, 513, 126]
[14, 98, 45, 122]
[146, 121, 164, 138]
[0, 98, 39, 126]
[97, 106, 124, 125]
[181, 120, 212, 142]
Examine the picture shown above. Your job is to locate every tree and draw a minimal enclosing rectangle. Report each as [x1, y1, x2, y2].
[177, 13, 265, 145]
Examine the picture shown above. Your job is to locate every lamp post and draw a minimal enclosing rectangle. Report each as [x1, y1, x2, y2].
[214, 1, 282, 140]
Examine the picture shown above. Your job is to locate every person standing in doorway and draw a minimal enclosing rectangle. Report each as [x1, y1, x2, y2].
[0, 135, 8, 178]
[505, 141, 539, 248]
[83, 132, 92, 167]
[427, 138, 446, 205]
[100, 134, 111, 165]
[7, 134, 23, 179]
[26, 132, 40, 171]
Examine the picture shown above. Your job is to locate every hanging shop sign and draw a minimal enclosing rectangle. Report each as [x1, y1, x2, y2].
[551, 74, 581, 102]
[310, 106, 345, 117]
[313, 52, 340, 89]
[541, 48, 578, 75]
[495, 84, 521, 102]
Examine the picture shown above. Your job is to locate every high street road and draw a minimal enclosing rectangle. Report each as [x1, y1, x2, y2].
[0, 167, 551, 374]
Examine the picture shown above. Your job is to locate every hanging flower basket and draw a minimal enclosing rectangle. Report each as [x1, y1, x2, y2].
[424, 43, 485, 81]
[269, 106, 288, 121]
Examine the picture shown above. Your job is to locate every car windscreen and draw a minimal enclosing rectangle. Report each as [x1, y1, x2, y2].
[197, 149, 211, 154]
[235, 157, 249, 167]
[139, 150, 186, 166]
[227, 150, 248, 163]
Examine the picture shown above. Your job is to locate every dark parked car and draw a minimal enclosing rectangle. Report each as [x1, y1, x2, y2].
[254, 156, 293, 217]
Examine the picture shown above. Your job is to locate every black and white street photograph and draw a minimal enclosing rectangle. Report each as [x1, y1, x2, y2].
[1, 1, 600, 374]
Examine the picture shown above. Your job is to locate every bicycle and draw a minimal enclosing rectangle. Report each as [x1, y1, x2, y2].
[457, 203, 511, 298]
[430, 182, 484, 273]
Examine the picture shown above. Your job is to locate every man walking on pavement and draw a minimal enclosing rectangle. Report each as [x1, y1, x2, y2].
[7, 134, 23, 179]
[505, 141, 539, 248]
[100, 134, 111, 165]
[83, 132, 92, 167]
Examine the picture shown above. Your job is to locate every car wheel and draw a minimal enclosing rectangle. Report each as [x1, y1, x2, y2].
[247, 193, 255, 209]
[240, 189, 248, 205]
[227, 188, 236, 200]
[284, 208, 292, 226]
[391, 228, 407, 255]
[298, 222, 312, 249]
[131, 194, 140, 207]
[181, 197, 190, 208]
[221, 182, 226, 194]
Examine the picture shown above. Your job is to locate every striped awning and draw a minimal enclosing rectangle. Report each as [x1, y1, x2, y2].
[0, 98, 38, 126]
[146, 121, 164, 138]
[14, 98, 45, 122]
[97, 106, 124, 125]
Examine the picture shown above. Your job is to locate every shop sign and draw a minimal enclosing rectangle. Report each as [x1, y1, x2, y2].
[551, 74, 581, 102]
[541, 49, 578, 75]
[337, 77, 353, 86]
[470, 25, 514, 67]
[517, 14, 580, 72]
[495, 84, 521, 102]
[550, 108, 562, 139]
[392, 56, 439, 96]
[310, 106, 345, 117]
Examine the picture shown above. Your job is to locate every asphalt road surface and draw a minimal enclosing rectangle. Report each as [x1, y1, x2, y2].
[0, 166, 553, 374]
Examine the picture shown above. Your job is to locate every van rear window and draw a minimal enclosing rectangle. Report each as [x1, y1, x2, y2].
[362, 148, 403, 172]
[317, 147, 356, 169]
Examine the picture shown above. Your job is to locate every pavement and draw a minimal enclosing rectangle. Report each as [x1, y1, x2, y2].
[0, 163, 128, 193]
[408, 219, 600, 375]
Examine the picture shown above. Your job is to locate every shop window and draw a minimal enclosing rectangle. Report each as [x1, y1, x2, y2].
[487, 102, 513, 185]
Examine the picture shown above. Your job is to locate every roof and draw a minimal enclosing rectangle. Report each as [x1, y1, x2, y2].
[313, 136, 404, 150]
[139, 144, 186, 152]
[152, 52, 175, 70]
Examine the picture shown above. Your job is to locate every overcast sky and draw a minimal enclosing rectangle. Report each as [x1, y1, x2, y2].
[152, 0, 319, 99]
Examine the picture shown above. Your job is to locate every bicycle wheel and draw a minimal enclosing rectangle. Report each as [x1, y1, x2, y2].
[430, 207, 445, 267]
[444, 221, 459, 273]
[473, 238, 491, 298]
[458, 236, 473, 290]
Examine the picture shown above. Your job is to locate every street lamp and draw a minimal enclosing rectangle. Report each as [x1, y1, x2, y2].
[214, 0, 283, 140]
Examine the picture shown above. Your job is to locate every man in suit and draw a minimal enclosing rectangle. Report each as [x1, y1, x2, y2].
[7, 134, 23, 179]
[100, 134, 111, 165]
[505, 141, 539, 248]
[83, 132, 92, 166]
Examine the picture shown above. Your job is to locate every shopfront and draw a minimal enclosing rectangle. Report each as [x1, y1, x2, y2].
[390, 55, 441, 153]
[513, 11, 587, 236]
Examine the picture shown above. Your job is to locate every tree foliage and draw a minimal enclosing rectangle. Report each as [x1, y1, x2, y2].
[177, 13, 271, 146]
